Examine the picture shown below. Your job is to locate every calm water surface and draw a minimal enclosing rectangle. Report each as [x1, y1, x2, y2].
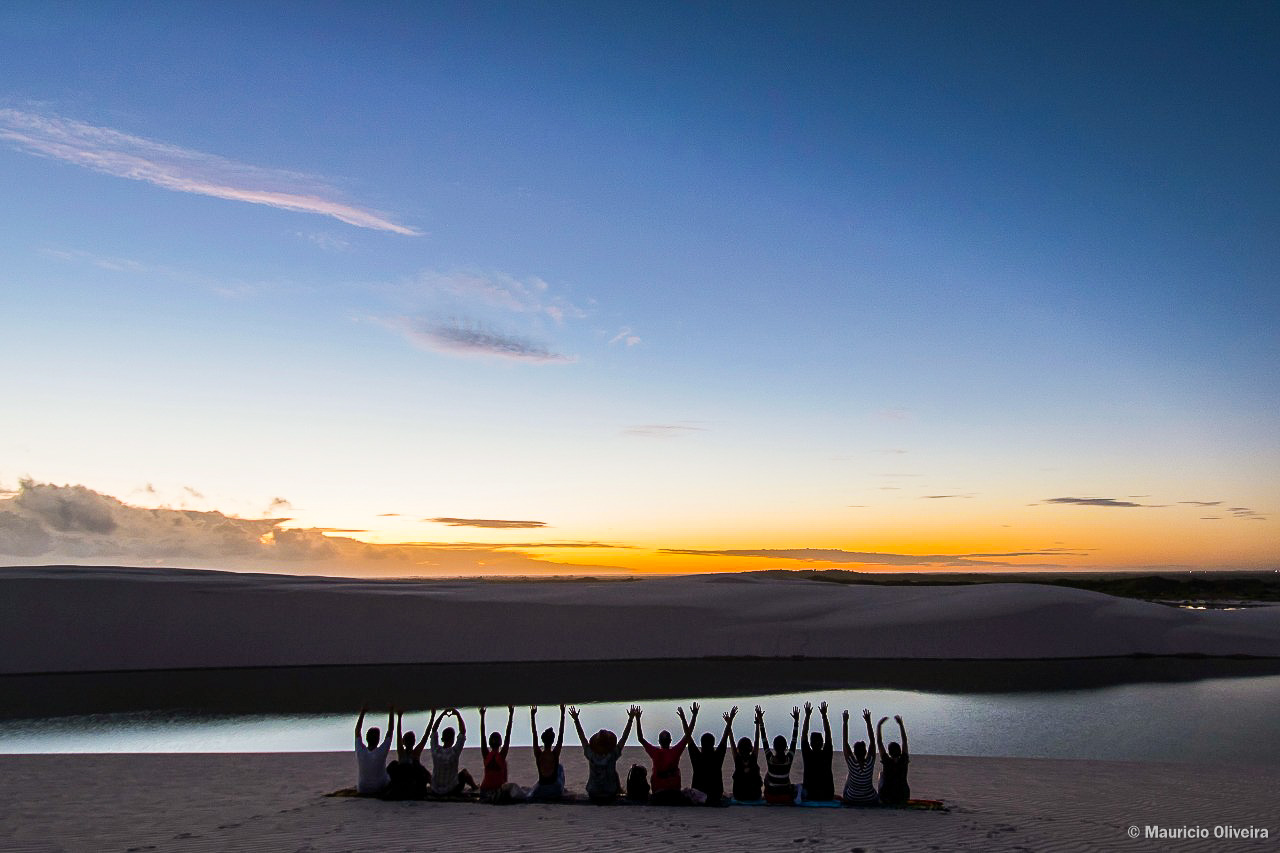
[2, 675, 1277, 764]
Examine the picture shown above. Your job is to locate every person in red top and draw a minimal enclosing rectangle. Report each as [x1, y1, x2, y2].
[478, 705, 517, 802]
[635, 702, 698, 805]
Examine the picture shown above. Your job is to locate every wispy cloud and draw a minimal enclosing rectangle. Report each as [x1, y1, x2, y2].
[1179, 501, 1222, 507]
[0, 108, 418, 235]
[609, 326, 642, 346]
[920, 494, 975, 500]
[389, 318, 575, 363]
[1226, 506, 1267, 520]
[1043, 497, 1145, 508]
[622, 424, 706, 438]
[426, 517, 548, 529]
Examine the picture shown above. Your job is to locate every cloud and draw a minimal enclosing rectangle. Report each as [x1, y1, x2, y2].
[1043, 497, 1144, 508]
[622, 424, 705, 438]
[659, 547, 1075, 569]
[0, 481, 624, 576]
[413, 270, 585, 324]
[1226, 506, 1266, 520]
[391, 319, 575, 363]
[376, 512, 401, 517]
[0, 108, 418, 235]
[920, 494, 975, 500]
[609, 327, 642, 346]
[266, 497, 291, 514]
[426, 517, 548, 529]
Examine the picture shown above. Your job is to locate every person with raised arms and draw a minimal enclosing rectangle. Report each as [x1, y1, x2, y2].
[571, 704, 637, 804]
[799, 700, 836, 802]
[729, 705, 765, 802]
[876, 713, 911, 806]
[384, 707, 433, 799]
[478, 705, 518, 802]
[353, 704, 394, 796]
[761, 705, 801, 804]
[841, 708, 879, 806]
[636, 703, 696, 805]
[688, 705, 736, 805]
[527, 704, 567, 801]
[429, 708, 478, 797]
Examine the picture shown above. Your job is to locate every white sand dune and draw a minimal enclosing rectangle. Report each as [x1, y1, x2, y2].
[0, 566, 1277, 674]
[0, 749, 1274, 852]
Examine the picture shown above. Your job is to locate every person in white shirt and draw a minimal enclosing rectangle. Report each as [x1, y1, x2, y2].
[354, 705, 395, 795]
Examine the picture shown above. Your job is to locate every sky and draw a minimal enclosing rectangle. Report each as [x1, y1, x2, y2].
[1, 1, 1277, 576]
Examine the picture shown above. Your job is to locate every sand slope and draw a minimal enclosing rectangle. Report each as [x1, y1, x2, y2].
[1, 566, 1277, 674]
[0, 750, 1274, 853]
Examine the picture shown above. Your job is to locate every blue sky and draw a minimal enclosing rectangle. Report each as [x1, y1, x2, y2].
[1, 1, 1276, 574]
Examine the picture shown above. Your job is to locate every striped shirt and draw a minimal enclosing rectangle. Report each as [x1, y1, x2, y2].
[842, 753, 877, 804]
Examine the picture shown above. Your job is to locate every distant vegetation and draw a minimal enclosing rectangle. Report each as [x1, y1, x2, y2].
[798, 570, 1280, 604]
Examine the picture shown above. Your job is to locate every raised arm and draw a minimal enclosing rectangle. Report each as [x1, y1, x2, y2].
[355, 705, 367, 741]
[676, 703, 697, 749]
[501, 705, 514, 756]
[788, 706, 800, 755]
[396, 709, 404, 759]
[862, 709, 875, 758]
[530, 706, 541, 755]
[720, 706, 737, 750]
[876, 717, 889, 759]
[842, 710, 852, 760]
[895, 714, 908, 756]
[413, 710, 435, 761]
[619, 705, 638, 749]
[385, 707, 395, 744]
[454, 709, 467, 742]
[479, 706, 489, 758]
[633, 705, 650, 748]
[569, 706, 589, 753]
[753, 706, 763, 754]
[820, 701, 832, 749]
[556, 704, 566, 754]
[801, 701, 813, 745]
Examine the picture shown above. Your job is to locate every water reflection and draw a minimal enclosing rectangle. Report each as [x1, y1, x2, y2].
[2, 675, 1277, 764]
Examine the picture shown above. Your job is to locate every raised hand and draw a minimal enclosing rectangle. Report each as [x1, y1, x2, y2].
[878, 716, 889, 726]
[894, 714, 903, 724]
[633, 705, 644, 719]
[479, 706, 487, 717]
[842, 709, 850, 723]
[568, 706, 581, 720]
[754, 704, 763, 721]
[819, 701, 828, 715]
[803, 701, 813, 715]
[530, 705, 538, 716]
[691, 701, 700, 716]
[508, 704, 515, 714]
[559, 704, 566, 714]
[862, 708, 871, 720]
[791, 706, 800, 721]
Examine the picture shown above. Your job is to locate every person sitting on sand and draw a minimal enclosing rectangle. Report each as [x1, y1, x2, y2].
[799, 701, 835, 801]
[636, 703, 696, 805]
[571, 704, 637, 804]
[385, 707, 433, 799]
[625, 763, 651, 802]
[729, 705, 765, 802]
[353, 705, 394, 795]
[688, 705, 736, 805]
[841, 708, 878, 806]
[761, 705, 801, 804]
[478, 705, 519, 802]
[876, 714, 910, 806]
[527, 704, 567, 801]
[429, 708, 478, 797]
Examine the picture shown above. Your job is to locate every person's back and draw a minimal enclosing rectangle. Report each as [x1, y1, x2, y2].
[878, 749, 910, 805]
[355, 729, 392, 795]
[800, 735, 835, 801]
[585, 743, 622, 802]
[843, 750, 877, 805]
[732, 744, 762, 801]
[688, 734, 727, 804]
[480, 746, 508, 792]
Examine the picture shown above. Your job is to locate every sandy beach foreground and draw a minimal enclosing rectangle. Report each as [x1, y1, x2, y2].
[1, 749, 1274, 853]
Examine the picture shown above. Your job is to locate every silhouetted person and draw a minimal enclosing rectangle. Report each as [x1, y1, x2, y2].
[800, 700, 835, 801]
[353, 704, 394, 795]
[625, 763, 650, 802]
[876, 714, 910, 806]
[385, 707, 433, 799]
[636, 703, 695, 805]
[688, 705, 735, 805]
[841, 708, 878, 805]
[478, 705, 518, 802]
[429, 708, 478, 796]
[528, 704, 567, 801]
[572, 704, 637, 804]
[761, 705, 800, 804]
[729, 705, 765, 802]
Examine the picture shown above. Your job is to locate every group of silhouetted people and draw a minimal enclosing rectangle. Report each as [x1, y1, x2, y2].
[354, 701, 911, 807]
